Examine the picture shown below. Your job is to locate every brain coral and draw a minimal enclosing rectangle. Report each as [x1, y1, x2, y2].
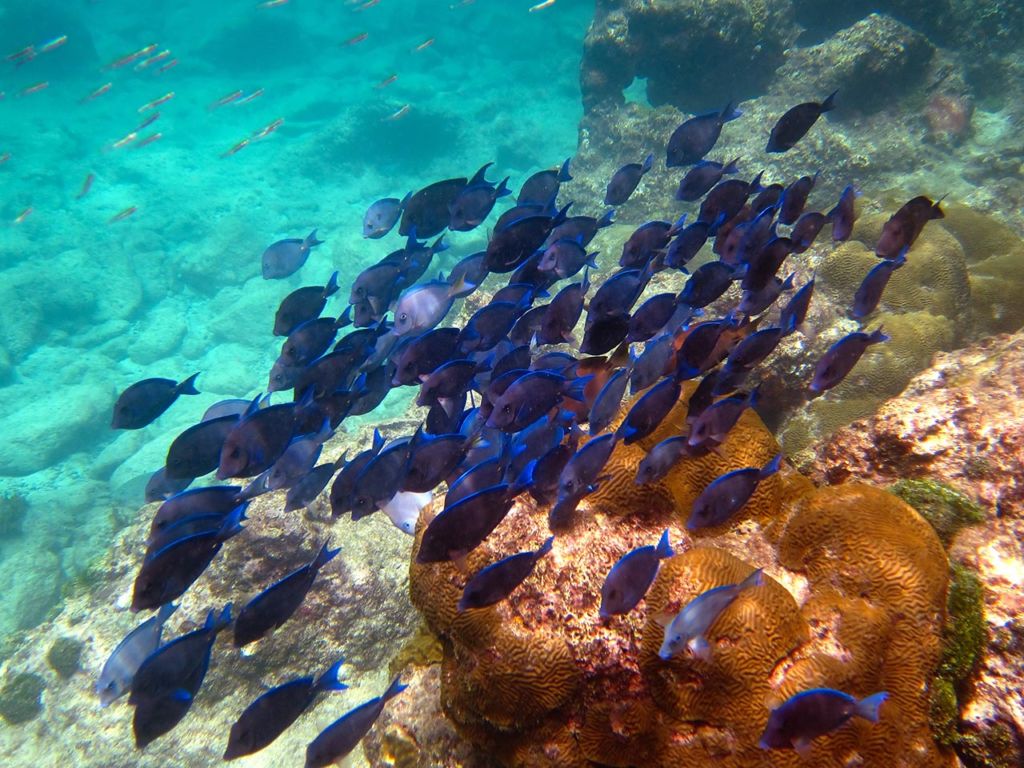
[408, 387, 953, 767]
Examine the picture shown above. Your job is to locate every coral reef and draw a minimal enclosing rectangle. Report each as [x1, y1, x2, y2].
[0, 672, 45, 725]
[404, 388, 952, 767]
[46, 636, 84, 680]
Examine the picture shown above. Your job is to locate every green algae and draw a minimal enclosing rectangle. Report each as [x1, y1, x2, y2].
[46, 637, 83, 680]
[0, 672, 45, 725]
[0, 493, 28, 537]
[890, 478, 985, 546]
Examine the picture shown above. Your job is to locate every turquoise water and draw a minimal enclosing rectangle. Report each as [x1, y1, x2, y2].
[0, 0, 590, 635]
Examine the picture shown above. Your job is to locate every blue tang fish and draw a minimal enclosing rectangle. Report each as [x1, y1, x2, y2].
[687, 453, 782, 529]
[262, 230, 324, 280]
[759, 688, 888, 757]
[304, 677, 406, 768]
[458, 536, 554, 612]
[96, 603, 177, 708]
[599, 529, 673, 617]
[809, 328, 889, 394]
[112, 373, 199, 430]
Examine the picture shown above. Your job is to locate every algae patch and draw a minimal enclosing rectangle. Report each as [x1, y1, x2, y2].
[890, 478, 985, 546]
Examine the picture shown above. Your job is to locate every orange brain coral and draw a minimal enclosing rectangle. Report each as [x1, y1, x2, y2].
[406, 387, 952, 768]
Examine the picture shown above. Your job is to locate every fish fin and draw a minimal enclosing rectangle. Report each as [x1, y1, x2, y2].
[305, 229, 324, 248]
[312, 540, 341, 572]
[792, 737, 814, 759]
[557, 157, 573, 182]
[596, 209, 615, 228]
[382, 676, 408, 702]
[723, 157, 740, 174]
[535, 535, 555, 559]
[640, 153, 653, 174]
[495, 176, 512, 198]
[855, 691, 889, 723]
[760, 453, 783, 478]
[563, 375, 591, 402]
[688, 635, 712, 662]
[399, 191, 412, 209]
[720, 99, 742, 122]
[553, 202, 572, 226]
[468, 162, 493, 186]
[214, 603, 233, 632]
[740, 568, 765, 590]
[669, 213, 687, 236]
[431, 234, 448, 254]
[451, 552, 470, 574]
[316, 658, 349, 692]
[371, 429, 385, 454]
[217, 505, 247, 540]
[748, 170, 765, 194]
[176, 372, 201, 396]
[323, 271, 340, 299]
[781, 272, 796, 291]
[449, 273, 475, 298]
[820, 89, 838, 113]
[869, 326, 890, 345]
[584, 251, 599, 269]
[655, 529, 674, 559]
[156, 602, 178, 626]
[651, 611, 674, 629]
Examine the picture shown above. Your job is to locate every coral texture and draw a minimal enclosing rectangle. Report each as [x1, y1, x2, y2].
[407, 389, 952, 767]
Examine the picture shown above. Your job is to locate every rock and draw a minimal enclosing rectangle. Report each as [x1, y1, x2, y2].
[580, 0, 797, 112]
[0, 548, 63, 637]
[774, 14, 934, 114]
[46, 637, 84, 680]
[0, 672, 45, 725]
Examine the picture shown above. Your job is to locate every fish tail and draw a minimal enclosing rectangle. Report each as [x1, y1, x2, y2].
[469, 162, 493, 186]
[855, 691, 889, 723]
[449, 273, 476, 299]
[177, 372, 201, 396]
[312, 539, 341, 572]
[557, 157, 573, 182]
[316, 657, 349, 692]
[336, 304, 353, 328]
[720, 99, 742, 122]
[596, 209, 615, 228]
[869, 326, 890, 345]
[641, 153, 654, 174]
[218, 504, 248, 539]
[305, 228, 324, 248]
[723, 157, 740, 174]
[156, 601, 178, 626]
[495, 176, 512, 198]
[381, 675, 408, 703]
[760, 453, 783, 479]
[214, 603, 233, 632]
[739, 567, 765, 591]
[820, 89, 838, 113]
[563, 375, 591, 402]
[535, 535, 555, 559]
[399, 190, 412, 209]
[323, 271, 340, 298]
[553, 202, 572, 227]
[655, 528, 674, 559]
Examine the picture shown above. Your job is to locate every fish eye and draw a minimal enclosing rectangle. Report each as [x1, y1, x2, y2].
[399, 313, 408, 322]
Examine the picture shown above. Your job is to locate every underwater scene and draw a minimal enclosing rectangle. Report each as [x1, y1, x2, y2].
[0, 0, 1022, 765]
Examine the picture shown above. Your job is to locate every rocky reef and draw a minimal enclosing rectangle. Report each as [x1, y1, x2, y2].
[374, 388, 956, 767]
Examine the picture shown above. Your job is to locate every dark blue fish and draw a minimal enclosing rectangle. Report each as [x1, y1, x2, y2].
[741, 236, 794, 292]
[144, 468, 192, 503]
[605, 153, 653, 206]
[242, 421, 331, 497]
[536, 272, 589, 345]
[698, 173, 761, 230]
[778, 173, 818, 226]
[664, 218, 714, 269]
[130, 605, 232, 747]
[202, 396, 269, 423]
[491, 282, 546, 306]
[400, 177, 467, 238]
[852, 253, 906, 319]
[580, 314, 631, 356]
[809, 328, 889, 394]
[458, 300, 529, 353]
[391, 327, 460, 386]
[544, 209, 614, 249]
[588, 367, 629, 435]
[751, 182, 785, 214]
[738, 272, 794, 316]
[144, 508, 242, 553]
[725, 326, 785, 370]
[447, 252, 488, 297]
[418, 359, 484, 408]
[112, 374, 200, 430]
[446, 456, 505, 507]
[538, 237, 598, 281]
[262, 230, 324, 280]
[529, 350, 577, 372]
[658, 569, 762, 660]
[275, 272, 340, 336]
[506, 411, 566, 478]
[517, 158, 571, 204]
[458, 536, 554, 612]
[449, 163, 511, 231]
[686, 370, 724, 425]
[280, 315, 351, 368]
[284, 460, 340, 513]
[675, 318, 734, 379]
[132, 508, 245, 611]
[627, 293, 678, 343]
[491, 344, 532, 381]
[350, 437, 412, 520]
[350, 262, 404, 309]
[165, 415, 240, 480]
[636, 436, 695, 484]
[416, 484, 513, 563]
[217, 403, 297, 479]
[305, 677, 406, 768]
[486, 371, 586, 432]
[149, 485, 242, 538]
[96, 604, 177, 708]
[630, 333, 675, 393]
[225, 659, 347, 760]
[790, 211, 829, 253]
[330, 430, 384, 517]
[620, 219, 677, 269]
[759, 689, 888, 756]
[875, 195, 944, 258]
[675, 158, 739, 202]
[687, 453, 782, 529]
[766, 90, 837, 153]
[513, 443, 573, 506]
[666, 101, 741, 166]
[559, 433, 617, 499]
[233, 541, 338, 647]
[599, 529, 673, 617]
[779, 277, 815, 336]
[347, 364, 394, 417]
[677, 261, 738, 309]
[828, 184, 858, 242]
[720, 206, 774, 267]
[485, 204, 569, 273]
[587, 267, 650, 323]
[363, 193, 410, 239]
[687, 388, 758, 448]
[617, 377, 681, 445]
[403, 430, 473, 493]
